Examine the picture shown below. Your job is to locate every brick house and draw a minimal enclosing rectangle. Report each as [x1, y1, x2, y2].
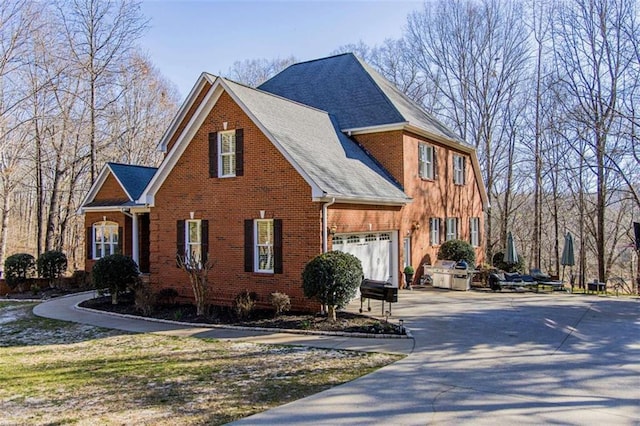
[80, 53, 487, 311]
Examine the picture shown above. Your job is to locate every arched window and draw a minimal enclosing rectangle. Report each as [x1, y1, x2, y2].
[93, 221, 119, 259]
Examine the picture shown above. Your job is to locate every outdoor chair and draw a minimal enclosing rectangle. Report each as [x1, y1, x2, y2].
[530, 268, 567, 292]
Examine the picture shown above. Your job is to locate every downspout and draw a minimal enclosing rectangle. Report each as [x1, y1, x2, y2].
[322, 198, 336, 253]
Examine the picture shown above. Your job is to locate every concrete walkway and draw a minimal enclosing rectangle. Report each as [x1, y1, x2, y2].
[34, 289, 639, 425]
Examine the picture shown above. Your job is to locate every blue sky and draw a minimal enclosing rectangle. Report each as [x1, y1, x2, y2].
[140, 0, 423, 99]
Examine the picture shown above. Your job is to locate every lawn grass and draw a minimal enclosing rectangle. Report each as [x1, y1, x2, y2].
[0, 302, 402, 425]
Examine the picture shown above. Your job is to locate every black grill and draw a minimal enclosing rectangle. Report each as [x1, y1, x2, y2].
[359, 279, 397, 315]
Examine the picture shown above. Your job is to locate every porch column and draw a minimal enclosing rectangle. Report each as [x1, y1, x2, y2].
[132, 212, 139, 266]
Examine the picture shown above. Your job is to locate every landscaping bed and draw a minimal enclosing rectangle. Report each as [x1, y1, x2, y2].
[80, 293, 405, 336]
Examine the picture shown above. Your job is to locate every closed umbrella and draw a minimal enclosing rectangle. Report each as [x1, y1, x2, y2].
[561, 232, 575, 284]
[505, 231, 518, 265]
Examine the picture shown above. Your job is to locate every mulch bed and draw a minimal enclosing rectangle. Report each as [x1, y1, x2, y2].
[80, 293, 404, 336]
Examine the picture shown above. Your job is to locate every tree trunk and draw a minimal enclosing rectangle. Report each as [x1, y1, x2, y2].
[327, 305, 337, 322]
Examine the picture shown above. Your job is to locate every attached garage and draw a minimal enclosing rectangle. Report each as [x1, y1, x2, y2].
[332, 231, 399, 286]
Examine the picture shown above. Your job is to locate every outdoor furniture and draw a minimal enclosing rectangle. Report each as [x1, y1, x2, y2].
[530, 268, 567, 292]
[489, 272, 530, 291]
[587, 281, 606, 294]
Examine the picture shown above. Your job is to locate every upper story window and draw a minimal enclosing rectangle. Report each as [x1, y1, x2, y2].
[446, 217, 459, 241]
[92, 221, 119, 259]
[470, 217, 480, 247]
[418, 143, 435, 180]
[209, 129, 244, 178]
[453, 154, 466, 185]
[219, 130, 236, 177]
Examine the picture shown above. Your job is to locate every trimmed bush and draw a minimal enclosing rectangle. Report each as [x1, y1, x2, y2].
[437, 239, 476, 267]
[302, 251, 363, 321]
[92, 254, 139, 305]
[4, 253, 36, 291]
[37, 250, 67, 287]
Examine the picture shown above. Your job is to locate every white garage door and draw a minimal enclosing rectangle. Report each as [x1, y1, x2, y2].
[333, 233, 392, 282]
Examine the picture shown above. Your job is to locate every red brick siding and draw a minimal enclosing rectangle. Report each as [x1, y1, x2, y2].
[94, 173, 128, 203]
[346, 130, 484, 275]
[150, 91, 322, 311]
[84, 212, 131, 272]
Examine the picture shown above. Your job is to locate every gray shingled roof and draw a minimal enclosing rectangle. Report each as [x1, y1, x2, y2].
[222, 78, 409, 203]
[108, 163, 157, 200]
[259, 53, 463, 143]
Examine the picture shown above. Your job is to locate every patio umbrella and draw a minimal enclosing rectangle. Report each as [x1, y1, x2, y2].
[561, 232, 575, 283]
[505, 231, 518, 264]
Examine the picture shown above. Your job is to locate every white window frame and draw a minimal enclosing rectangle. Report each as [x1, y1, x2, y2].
[453, 154, 465, 185]
[93, 221, 119, 259]
[430, 218, 440, 246]
[470, 217, 480, 247]
[185, 219, 202, 265]
[418, 143, 434, 180]
[218, 130, 236, 178]
[446, 217, 458, 241]
[255, 219, 274, 273]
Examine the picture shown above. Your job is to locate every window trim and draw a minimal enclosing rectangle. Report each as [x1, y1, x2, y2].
[92, 221, 119, 260]
[453, 154, 465, 185]
[430, 218, 440, 246]
[254, 219, 274, 274]
[185, 219, 202, 265]
[218, 130, 236, 178]
[446, 217, 459, 241]
[470, 217, 480, 247]
[418, 143, 434, 180]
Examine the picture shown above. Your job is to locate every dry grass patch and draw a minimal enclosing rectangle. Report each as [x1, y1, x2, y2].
[0, 303, 402, 425]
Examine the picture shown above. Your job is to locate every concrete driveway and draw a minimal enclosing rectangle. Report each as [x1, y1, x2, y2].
[234, 290, 639, 425]
[34, 289, 639, 424]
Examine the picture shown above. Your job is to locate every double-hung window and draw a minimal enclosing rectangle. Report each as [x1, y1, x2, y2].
[430, 218, 440, 246]
[245, 218, 283, 274]
[218, 130, 236, 177]
[92, 221, 119, 259]
[185, 219, 202, 265]
[453, 154, 465, 185]
[255, 219, 274, 273]
[418, 143, 435, 180]
[470, 217, 480, 247]
[446, 217, 458, 241]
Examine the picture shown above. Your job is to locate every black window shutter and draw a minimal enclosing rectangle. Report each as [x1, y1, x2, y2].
[86, 227, 93, 259]
[208, 132, 218, 178]
[235, 128, 244, 176]
[418, 144, 423, 178]
[118, 227, 123, 254]
[244, 219, 254, 272]
[176, 220, 185, 267]
[201, 220, 209, 264]
[274, 219, 283, 274]
[433, 147, 438, 178]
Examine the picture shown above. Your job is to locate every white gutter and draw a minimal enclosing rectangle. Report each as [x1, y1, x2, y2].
[322, 197, 336, 253]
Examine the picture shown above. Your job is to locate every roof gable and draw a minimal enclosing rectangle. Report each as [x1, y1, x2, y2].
[108, 163, 157, 200]
[141, 76, 409, 206]
[79, 163, 157, 211]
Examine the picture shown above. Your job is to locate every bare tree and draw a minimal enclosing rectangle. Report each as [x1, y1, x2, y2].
[56, 0, 147, 184]
[227, 56, 296, 87]
[405, 0, 530, 261]
[552, 0, 638, 282]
